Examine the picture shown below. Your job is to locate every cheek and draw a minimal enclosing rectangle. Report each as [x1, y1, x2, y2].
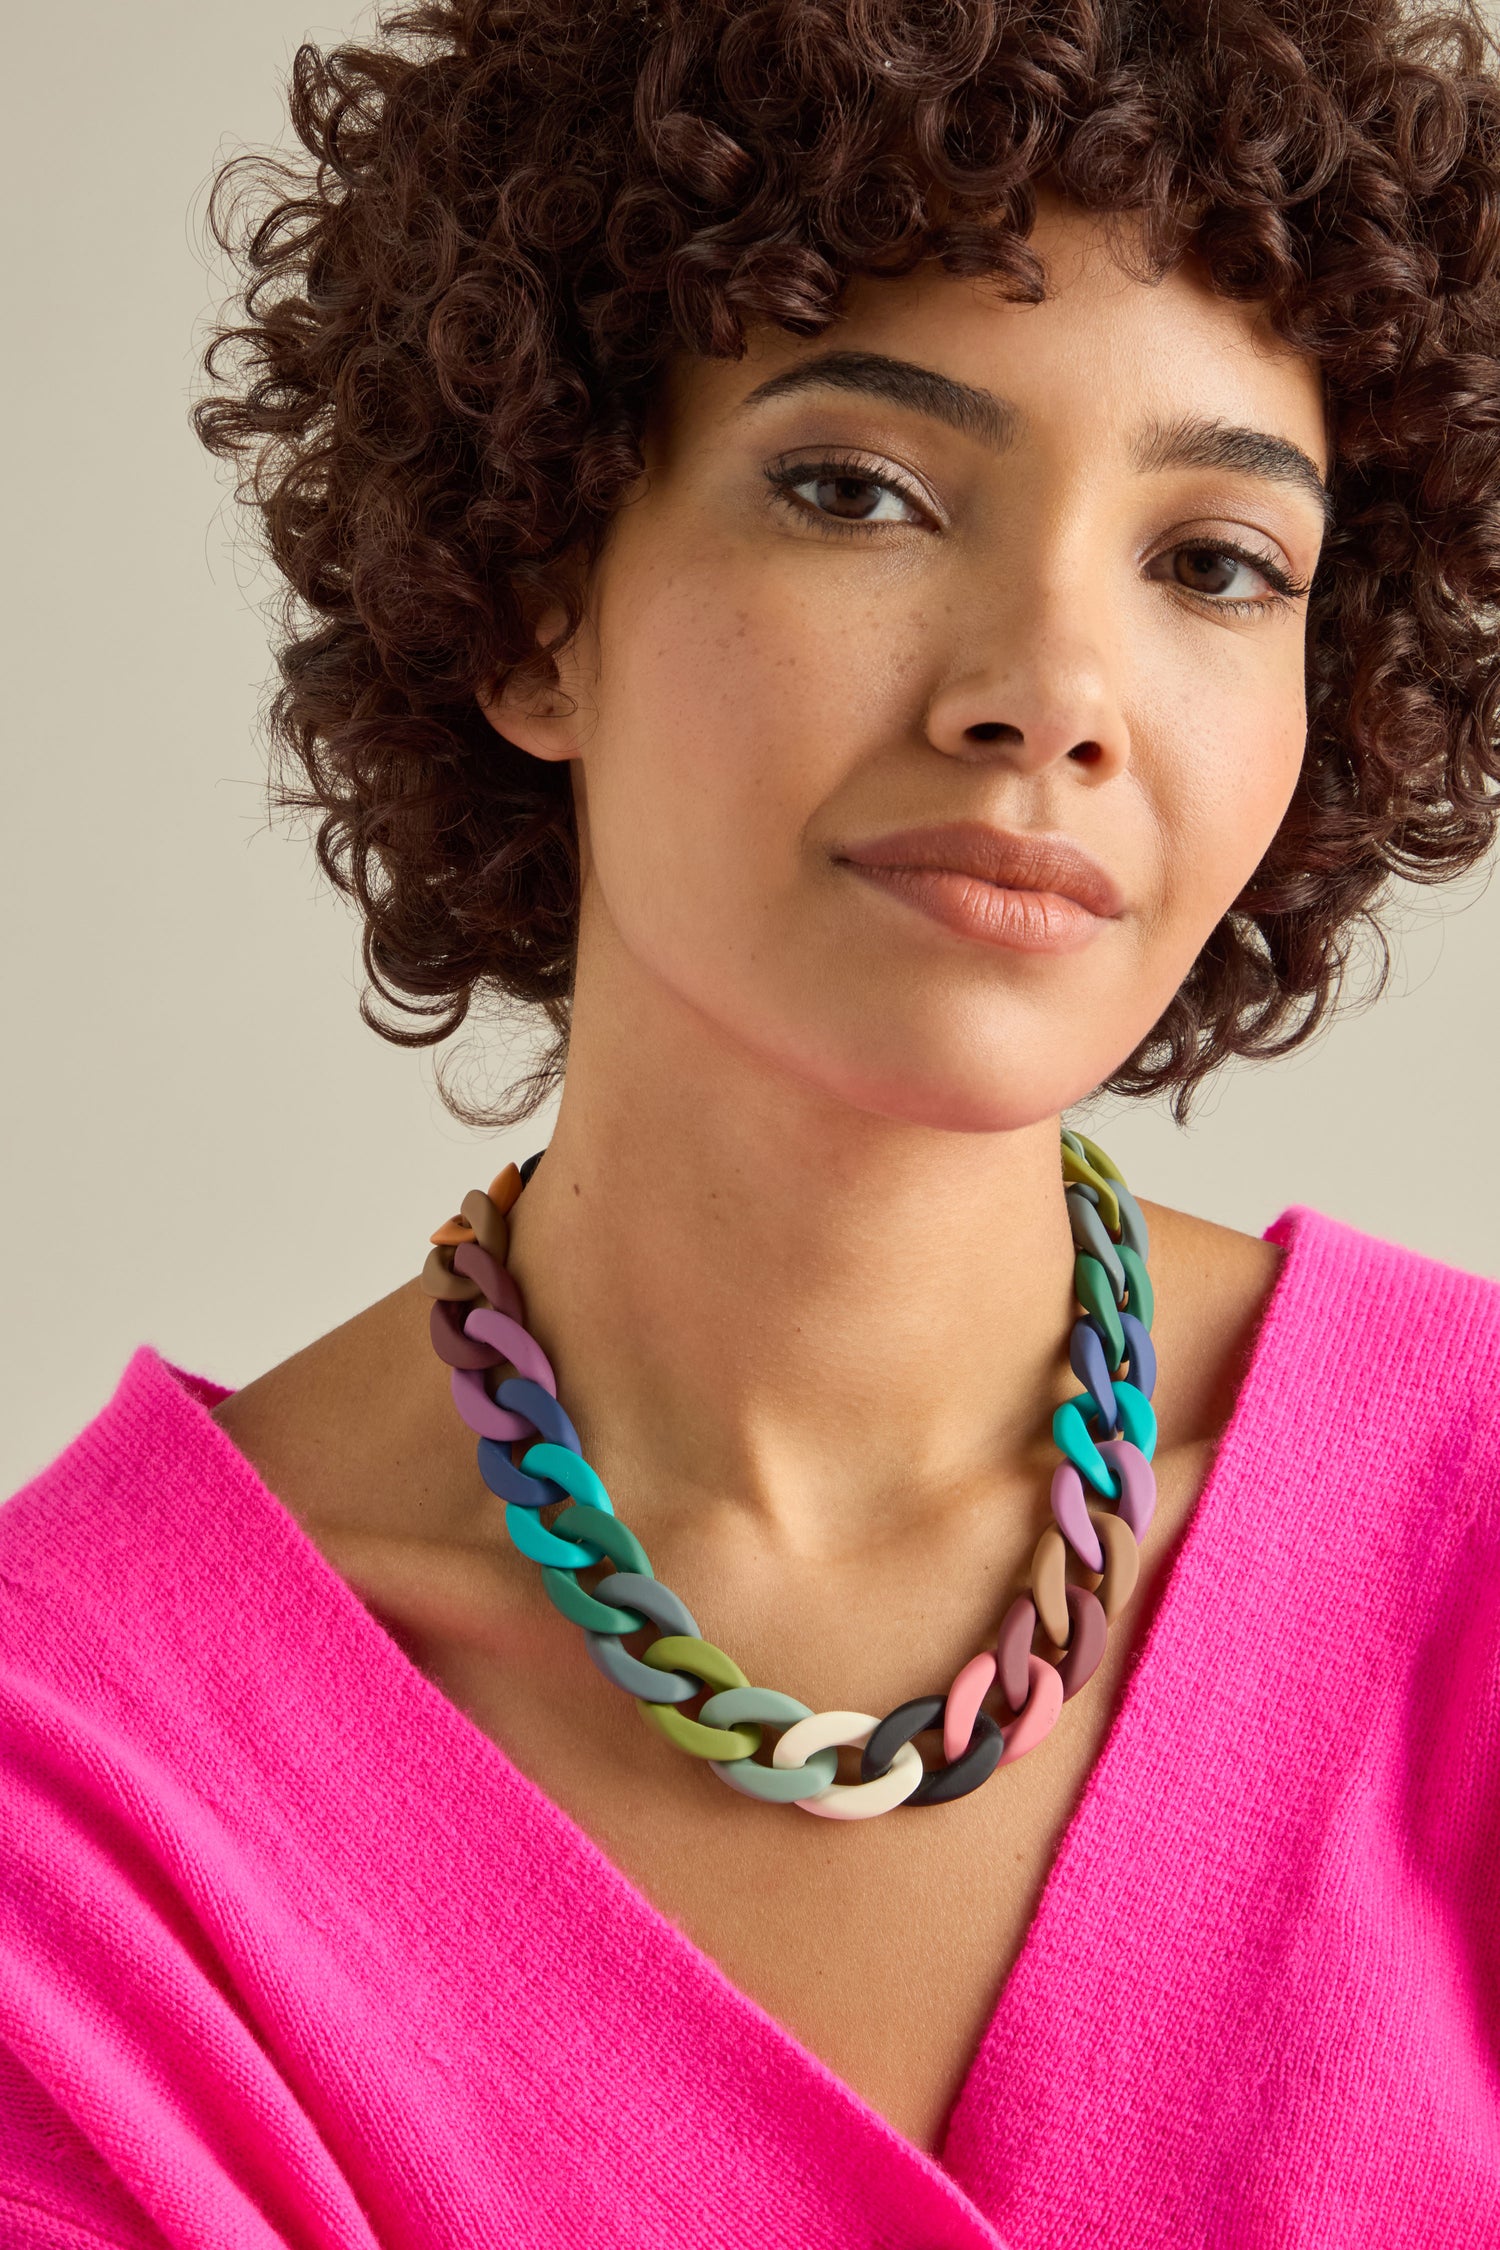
[581, 547, 920, 928]
[1144, 644, 1308, 933]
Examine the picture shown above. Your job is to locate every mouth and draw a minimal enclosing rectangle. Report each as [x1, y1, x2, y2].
[834, 821, 1124, 954]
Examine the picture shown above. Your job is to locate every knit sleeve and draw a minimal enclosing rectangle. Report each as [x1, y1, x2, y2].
[0, 2044, 172, 2249]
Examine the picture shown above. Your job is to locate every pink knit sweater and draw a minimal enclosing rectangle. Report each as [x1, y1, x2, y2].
[2, 1203, 1498, 2249]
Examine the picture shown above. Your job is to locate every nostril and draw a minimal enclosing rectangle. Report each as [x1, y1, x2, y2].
[965, 721, 1022, 745]
[1068, 740, 1104, 765]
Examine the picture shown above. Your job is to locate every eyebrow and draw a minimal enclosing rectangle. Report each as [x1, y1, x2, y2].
[1134, 412, 1333, 525]
[738, 350, 1019, 451]
[737, 349, 1332, 523]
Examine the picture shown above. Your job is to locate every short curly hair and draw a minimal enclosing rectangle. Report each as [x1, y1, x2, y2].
[197, 0, 1500, 1123]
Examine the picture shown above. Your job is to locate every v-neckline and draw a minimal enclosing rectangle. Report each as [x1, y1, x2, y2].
[165, 1202, 1309, 2235]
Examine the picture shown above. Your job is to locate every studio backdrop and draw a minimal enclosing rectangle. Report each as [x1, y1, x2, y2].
[2, 0, 1496, 1492]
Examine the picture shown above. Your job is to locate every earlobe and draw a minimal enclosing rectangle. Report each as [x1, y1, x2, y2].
[477, 600, 580, 764]
[476, 666, 577, 765]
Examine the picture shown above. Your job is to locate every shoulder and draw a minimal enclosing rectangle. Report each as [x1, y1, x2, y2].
[1140, 1198, 1500, 1502]
[0, 1345, 356, 1718]
[1261, 1201, 1500, 1368]
[206, 1278, 473, 1546]
[0, 1355, 379, 2249]
[0, 1345, 234, 1602]
[1148, 1195, 1500, 1376]
[1139, 1198, 1289, 1458]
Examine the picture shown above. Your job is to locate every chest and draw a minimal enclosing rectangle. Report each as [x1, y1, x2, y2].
[383, 1552, 1164, 2155]
[579, 1679, 1135, 2152]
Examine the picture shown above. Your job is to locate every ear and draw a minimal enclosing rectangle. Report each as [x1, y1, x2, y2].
[476, 603, 580, 764]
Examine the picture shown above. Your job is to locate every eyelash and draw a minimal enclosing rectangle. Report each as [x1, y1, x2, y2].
[764, 452, 932, 538]
[763, 452, 1312, 616]
[1169, 546, 1311, 618]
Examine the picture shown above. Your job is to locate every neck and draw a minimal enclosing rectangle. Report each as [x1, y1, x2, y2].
[504, 955, 1088, 1558]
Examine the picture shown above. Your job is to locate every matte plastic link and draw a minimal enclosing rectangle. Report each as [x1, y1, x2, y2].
[708, 1751, 841, 1801]
[503, 1504, 601, 1569]
[1073, 1254, 1126, 1367]
[452, 1239, 524, 1322]
[451, 1371, 530, 1446]
[772, 1712, 925, 1819]
[1065, 1191, 1126, 1298]
[1119, 1243, 1154, 1330]
[1078, 1380, 1157, 1461]
[997, 1655, 1064, 1764]
[544, 1505, 658, 1634]
[1119, 1310, 1156, 1399]
[1095, 1439, 1156, 1540]
[550, 1503, 651, 1578]
[1110, 1178, 1151, 1262]
[590, 1572, 700, 1639]
[997, 1595, 1037, 1712]
[943, 1650, 997, 1762]
[1057, 1586, 1107, 1699]
[1053, 1396, 1122, 1498]
[701, 1688, 841, 1801]
[421, 1247, 480, 1302]
[459, 1187, 511, 1263]
[1068, 1129, 1126, 1186]
[586, 1629, 699, 1699]
[1060, 1142, 1121, 1235]
[1085, 1505, 1141, 1620]
[1069, 1318, 1118, 1428]
[488, 1163, 525, 1213]
[543, 1568, 649, 1634]
[637, 1633, 761, 1760]
[641, 1633, 750, 1699]
[1031, 1522, 1071, 1646]
[496, 1439, 618, 1568]
[519, 1443, 614, 1515]
[498, 1380, 582, 1453]
[1050, 1460, 1105, 1570]
[478, 1441, 565, 1510]
[454, 1306, 557, 1441]
[861, 1694, 1003, 1806]
[703, 1686, 818, 1728]
[429, 1297, 501, 1370]
[638, 1701, 762, 1760]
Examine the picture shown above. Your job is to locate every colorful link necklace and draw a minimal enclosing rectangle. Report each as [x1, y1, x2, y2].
[422, 1126, 1156, 1820]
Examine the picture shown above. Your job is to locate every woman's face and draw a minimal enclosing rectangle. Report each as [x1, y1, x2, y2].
[494, 197, 1330, 1130]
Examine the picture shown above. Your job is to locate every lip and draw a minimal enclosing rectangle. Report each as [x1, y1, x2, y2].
[835, 821, 1124, 953]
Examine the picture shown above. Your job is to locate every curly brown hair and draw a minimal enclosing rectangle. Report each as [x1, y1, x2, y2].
[196, 0, 1500, 1123]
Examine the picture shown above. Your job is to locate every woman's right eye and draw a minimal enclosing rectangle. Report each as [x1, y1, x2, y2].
[768, 461, 931, 529]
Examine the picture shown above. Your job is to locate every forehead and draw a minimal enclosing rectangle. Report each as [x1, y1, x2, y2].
[665, 199, 1328, 477]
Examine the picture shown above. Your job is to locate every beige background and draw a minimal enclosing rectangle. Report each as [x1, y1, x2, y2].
[2, 1, 1496, 1493]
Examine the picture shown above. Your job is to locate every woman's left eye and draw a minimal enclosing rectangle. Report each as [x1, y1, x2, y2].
[1150, 541, 1298, 607]
[770, 462, 928, 528]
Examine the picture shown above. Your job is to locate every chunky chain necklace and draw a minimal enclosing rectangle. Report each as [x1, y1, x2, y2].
[421, 1127, 1156, 1820]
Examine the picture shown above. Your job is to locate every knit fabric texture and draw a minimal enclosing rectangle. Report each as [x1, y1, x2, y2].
[1, 1204, 1498, 2249]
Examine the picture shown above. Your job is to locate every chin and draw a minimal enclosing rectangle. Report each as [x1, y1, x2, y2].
[779, 1027, 1115, 1137]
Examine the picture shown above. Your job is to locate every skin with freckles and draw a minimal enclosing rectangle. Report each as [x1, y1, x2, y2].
[215, 199, 1330, 2159]
[500, 198, 1327, 1133]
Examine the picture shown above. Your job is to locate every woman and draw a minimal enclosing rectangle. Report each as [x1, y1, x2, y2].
[3, 0, 1499, 2242]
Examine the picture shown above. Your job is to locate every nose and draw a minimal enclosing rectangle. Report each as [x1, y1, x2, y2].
[922, 576, 1132, 781]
